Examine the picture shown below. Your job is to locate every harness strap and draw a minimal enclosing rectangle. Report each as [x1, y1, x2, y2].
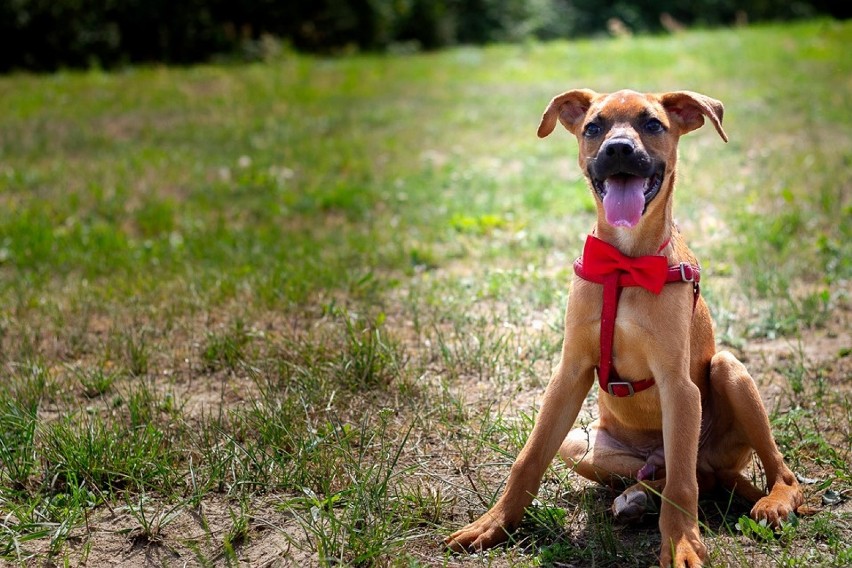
[573, 243, 701, 398]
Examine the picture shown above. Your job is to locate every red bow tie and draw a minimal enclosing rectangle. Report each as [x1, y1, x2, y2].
[580, 235, 669, 294]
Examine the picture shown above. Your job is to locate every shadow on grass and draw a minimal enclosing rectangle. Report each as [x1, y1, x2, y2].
[488, 484, 758, 566]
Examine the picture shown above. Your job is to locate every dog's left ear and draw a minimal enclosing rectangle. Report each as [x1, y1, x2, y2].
[659, 91, 728, 142]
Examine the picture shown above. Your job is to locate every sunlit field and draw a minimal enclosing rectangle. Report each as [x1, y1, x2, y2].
[0, 19, 849, 566]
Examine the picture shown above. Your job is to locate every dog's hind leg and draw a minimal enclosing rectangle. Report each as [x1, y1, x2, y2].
[710, 351, 804, 525]
[559, 420, 648, 486]
[716, 470, 773, 504]
[560, 424, 668, 522]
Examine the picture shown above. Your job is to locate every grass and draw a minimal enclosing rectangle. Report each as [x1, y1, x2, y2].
[0, 18, 850, 567]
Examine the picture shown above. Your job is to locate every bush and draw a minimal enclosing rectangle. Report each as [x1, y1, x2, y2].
[0, 0, 842, 72]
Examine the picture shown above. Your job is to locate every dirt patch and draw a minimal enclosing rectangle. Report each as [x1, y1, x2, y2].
[739, 306, 852, 406]
[36, 494, 303, 567]
[6, 289, 850, 566]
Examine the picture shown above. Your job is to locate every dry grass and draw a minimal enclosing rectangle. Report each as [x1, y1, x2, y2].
[0, 19, 850, 567]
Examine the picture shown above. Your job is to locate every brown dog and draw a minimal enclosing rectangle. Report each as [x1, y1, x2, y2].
[446, 89, 803, 567]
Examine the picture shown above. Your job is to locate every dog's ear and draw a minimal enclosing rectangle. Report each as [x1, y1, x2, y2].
[537, 89, 598, 138]
[659, 91, 728, 142]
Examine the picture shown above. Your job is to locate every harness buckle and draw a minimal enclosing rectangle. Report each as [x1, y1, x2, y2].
[607, 382, 635, 397]
[679, 262, 696, 283]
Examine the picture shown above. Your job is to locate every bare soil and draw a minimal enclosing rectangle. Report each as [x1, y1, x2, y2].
[28, 298, 848, 567]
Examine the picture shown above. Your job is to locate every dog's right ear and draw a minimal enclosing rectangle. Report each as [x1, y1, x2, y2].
[537, 89, 598, 138]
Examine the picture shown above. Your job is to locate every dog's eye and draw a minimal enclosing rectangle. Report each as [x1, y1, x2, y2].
[584, 123, 602, 138]
[645, 119, 664, 133]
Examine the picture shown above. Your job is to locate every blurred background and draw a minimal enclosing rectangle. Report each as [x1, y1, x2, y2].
[1, 0, 849, 72]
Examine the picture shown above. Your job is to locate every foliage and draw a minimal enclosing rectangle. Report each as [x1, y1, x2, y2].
[0, 0, 846, 71]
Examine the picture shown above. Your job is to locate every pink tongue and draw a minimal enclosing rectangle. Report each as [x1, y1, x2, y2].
[602, 176, 646, 227]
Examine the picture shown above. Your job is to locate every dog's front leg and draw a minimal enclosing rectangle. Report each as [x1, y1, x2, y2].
[656, 365, 706, 567]
[445, 358, 594, 551]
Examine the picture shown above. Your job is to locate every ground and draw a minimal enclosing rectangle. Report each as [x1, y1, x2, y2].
[0, 18, 850, 568]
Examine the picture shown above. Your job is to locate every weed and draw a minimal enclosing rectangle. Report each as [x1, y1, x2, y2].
[222, 499, 251, 562]
[735, 514, 798, 543]
[120, 329, 150, 377]
[202, 319, 253, 372]
[400, 483, 451, 528]
[340, 311, 404, 390]
[72, 366, 118, 398]
[39, 414, 176, 495]
[0, 399, 38, 489]
[119, 493, 185, 544]
[281, 411, 417, 566]
[433, 317, 512, 383]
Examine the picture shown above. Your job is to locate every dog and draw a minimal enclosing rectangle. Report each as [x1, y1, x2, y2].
[445, 89, 804, 567]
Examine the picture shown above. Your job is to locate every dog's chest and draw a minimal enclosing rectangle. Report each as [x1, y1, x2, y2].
[607, 315, 654, 381]
[579, 286, 659, 381]
[568, 278, 690, 383]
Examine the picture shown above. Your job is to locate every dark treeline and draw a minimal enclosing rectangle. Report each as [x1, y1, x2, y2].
[1, 0, 847, 72]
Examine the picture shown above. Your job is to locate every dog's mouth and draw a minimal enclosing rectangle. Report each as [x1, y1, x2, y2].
[590, 166, 664, 228]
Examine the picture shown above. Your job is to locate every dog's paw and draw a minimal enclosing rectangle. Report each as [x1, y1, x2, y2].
[751, 483, 804, 527]
[659, 528, 706, 567]
[612, 487, 649, 523]
[444, 513, 512, 552]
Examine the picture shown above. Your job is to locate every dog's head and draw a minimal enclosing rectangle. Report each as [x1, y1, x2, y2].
[537, 89, 727, 228]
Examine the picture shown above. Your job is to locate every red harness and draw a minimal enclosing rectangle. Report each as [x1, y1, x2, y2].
[573, 235, 701, 397]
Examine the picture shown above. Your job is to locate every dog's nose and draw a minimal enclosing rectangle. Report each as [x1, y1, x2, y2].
[604, 139, 635, 157]
[591, 137, 653, 179]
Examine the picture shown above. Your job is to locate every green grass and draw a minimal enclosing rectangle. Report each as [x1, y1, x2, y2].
[0, 19, 850, 566]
